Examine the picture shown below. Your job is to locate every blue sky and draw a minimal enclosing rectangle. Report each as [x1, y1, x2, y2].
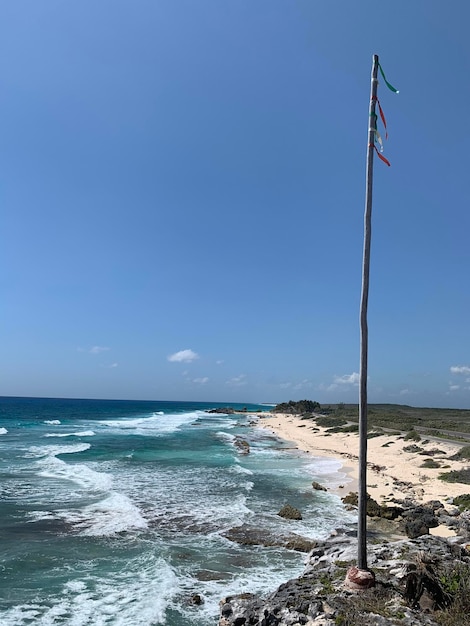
[1, 1, 469, 407]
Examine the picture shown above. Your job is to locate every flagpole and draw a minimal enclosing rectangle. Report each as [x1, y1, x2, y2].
[358, 52, 379, 571]
[346, 53, 379, 589]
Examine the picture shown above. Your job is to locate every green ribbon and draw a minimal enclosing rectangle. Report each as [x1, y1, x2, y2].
[378, 63, 399, 93]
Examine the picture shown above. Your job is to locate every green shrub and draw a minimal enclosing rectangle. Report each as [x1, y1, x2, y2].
[451, 445, 470, 461]
[273, 400, 321, 414]
[453, 494, 470, 511]
[315, 416, 347, 428]
[404, 429, 421, 441]
[439, 468, 470, 484]
[326, 423, 359, 434]
[435, 561, 470, 626]
[342, 424, 359, 432]
[420, 459, 441, 469]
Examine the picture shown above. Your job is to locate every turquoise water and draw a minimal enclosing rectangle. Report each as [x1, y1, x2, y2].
[0, 397, 354, 625]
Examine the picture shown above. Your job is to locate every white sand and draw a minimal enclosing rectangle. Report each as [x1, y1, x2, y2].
[257, 414, 470, 506]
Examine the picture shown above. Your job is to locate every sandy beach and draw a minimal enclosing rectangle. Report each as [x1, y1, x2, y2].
[257, 413, 470, 513]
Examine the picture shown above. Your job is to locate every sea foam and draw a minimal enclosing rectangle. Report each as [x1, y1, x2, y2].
[98, 410, 202, 435]
[36, 454, 112, 491]
[1, 555, 177, 625]
[26, 442, 91, 458]
[62, 492, 148, 536]
[44, 430, 95, 438]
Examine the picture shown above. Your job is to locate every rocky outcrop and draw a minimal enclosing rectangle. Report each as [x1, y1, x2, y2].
[278, 504, 302, 520]
[218, 485, 470, 625]
[219, 534, 470, 625]
[311, 481, 327, 492]
[342, 492, 403, 519]
[401, 504, 439, 539]
[233, 437, 250, 455]
[341, 493, 443, 538]
[222, 524, 317, 553]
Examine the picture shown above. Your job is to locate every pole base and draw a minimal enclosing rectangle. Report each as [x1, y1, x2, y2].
[345, 566, 376, 590]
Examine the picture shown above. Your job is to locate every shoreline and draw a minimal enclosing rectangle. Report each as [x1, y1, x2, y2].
[254, 412, 470, 535]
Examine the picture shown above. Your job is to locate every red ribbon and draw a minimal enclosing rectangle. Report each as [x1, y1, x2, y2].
[372, 96, 388, 139]
[369, 144, 391, 166]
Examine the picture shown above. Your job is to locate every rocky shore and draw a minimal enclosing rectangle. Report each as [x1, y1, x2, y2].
[216, 409, 470, 625]
[219, 497, 470, 625]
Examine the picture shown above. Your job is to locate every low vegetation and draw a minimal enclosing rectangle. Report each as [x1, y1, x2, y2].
[404, 429, 421, 441]
[453, 494, 470, 511]
[420, 458, 441, 469]
[273, 401, 470, 439]
[439, 468, 470, 484]
[315, 416, 347, 428]
[450, 445, 470, 461]
[434, 561, 470, 626]
[332, 557, 470, 626]
[326, 424, 359, 434]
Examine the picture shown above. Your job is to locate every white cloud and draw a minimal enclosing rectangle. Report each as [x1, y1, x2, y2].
[450, 365, 470, 375]
[449, 385, 460, 391]
[216, 360, 224, 365]
[334, 372, 360, 385]
[167, 349, 199, 363]
[77, 346, 110, 354]
[280, 382, 292, 389]
[90, 346, 110, 354]
[226, 374, 247, 386]
[399, 389, 410, 396]
[318, 373, 362, 393]
[101, 362, 118, 369]
[193, 377, 209, 384]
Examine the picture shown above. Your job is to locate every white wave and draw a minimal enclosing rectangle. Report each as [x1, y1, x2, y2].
[209, 493, 252, 529]
[44, 430, 95, 438]
[26, 442, 91, 458]
[215, 431, 236, 443]
[303, 455, 353, 490]
[202, 418, 236, 429]
[1, 555, 178, 626]
[174, 538, 305, 625]
[0, 427, 8, 435]
[230, 463, 253, 475]
[36, 454, 112, 491]
[153, 411, 164, 415]
[62, 492, 148, 536]
[304, 456, 343, 475]
[44, 419, 61, 425]
[98, 410, 202, 435]
[27, 510, 57, 522]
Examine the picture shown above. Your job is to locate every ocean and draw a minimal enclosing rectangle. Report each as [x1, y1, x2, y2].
[0, 397, 354, 625]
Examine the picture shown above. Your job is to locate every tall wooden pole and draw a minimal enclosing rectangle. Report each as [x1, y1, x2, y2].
[357, 53, 379, 572]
